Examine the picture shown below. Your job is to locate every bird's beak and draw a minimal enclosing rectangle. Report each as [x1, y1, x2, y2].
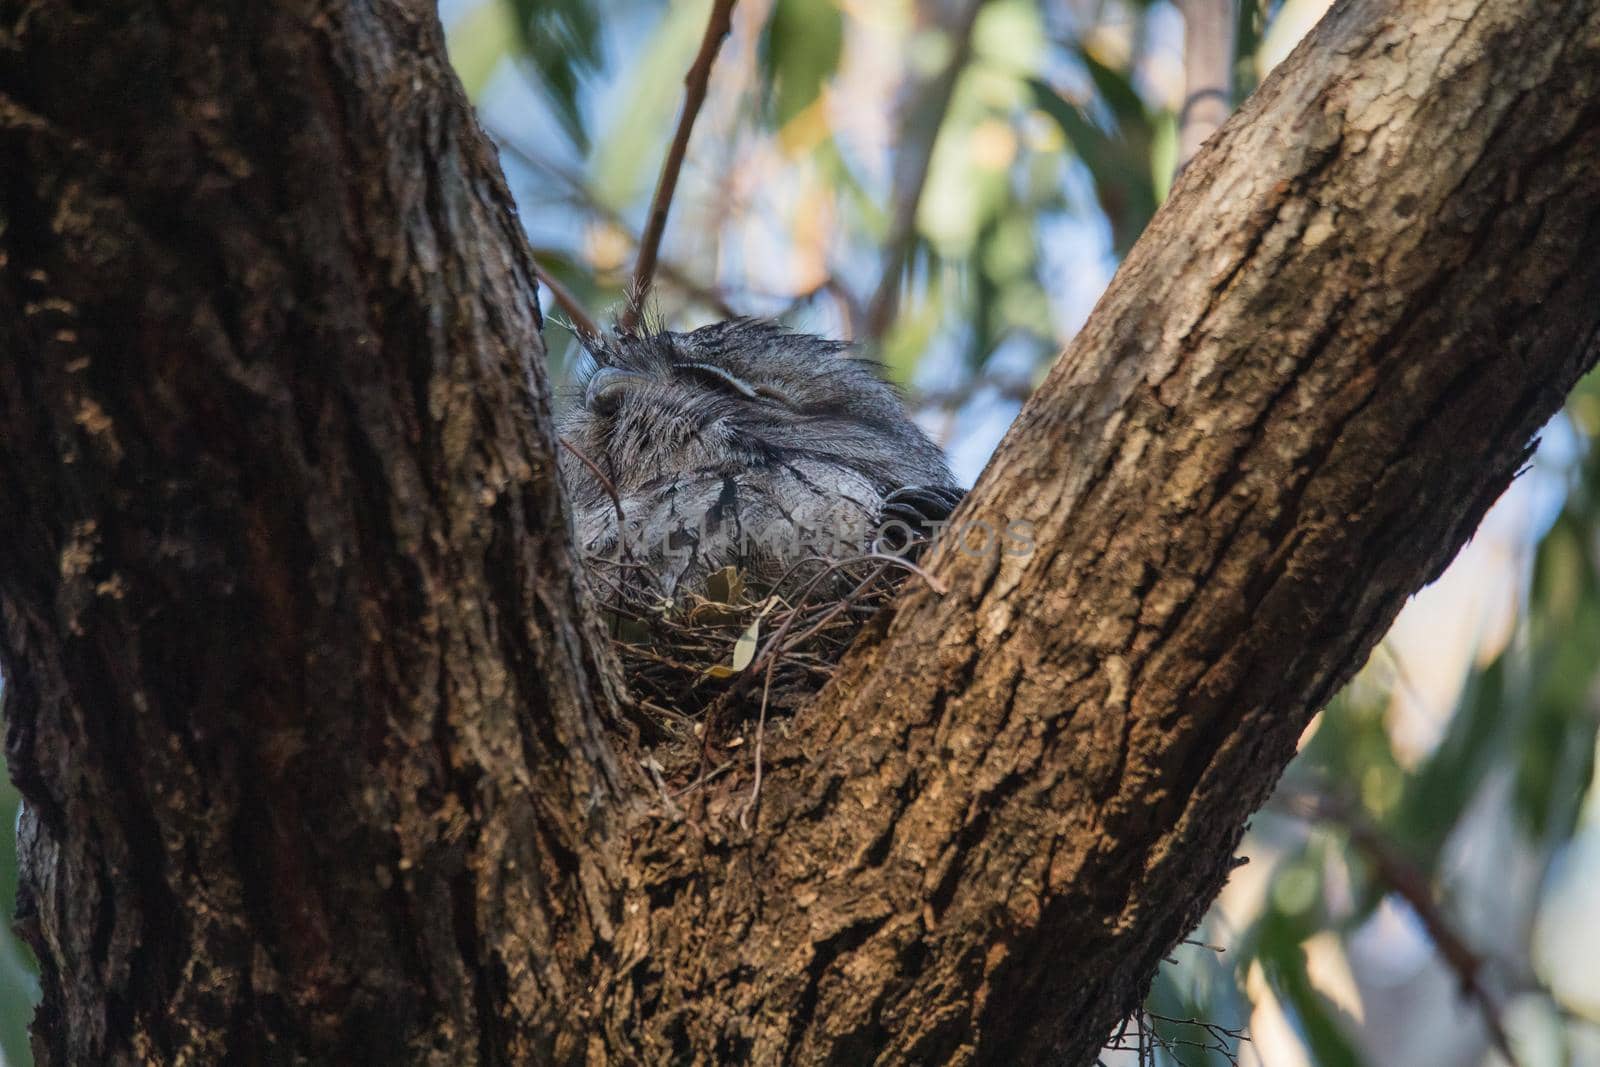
[585, 367, 648, 413]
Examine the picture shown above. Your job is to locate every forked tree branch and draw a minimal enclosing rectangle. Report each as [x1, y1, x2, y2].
[0, 0, 1597, 1064]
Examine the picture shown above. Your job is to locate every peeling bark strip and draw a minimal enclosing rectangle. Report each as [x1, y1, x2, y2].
[0, 1, 1596, 1066]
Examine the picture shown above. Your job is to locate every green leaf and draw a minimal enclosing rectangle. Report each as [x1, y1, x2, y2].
[1516, 602, 1600, 839]
[1151, 108, 1179, 201]
[703, 614, 762, 678]
[731, 617, 760, 673]
[1027, 78, 1158, 255]
[1234, 0, 1268, 99]
[1078, 46, 1148, 133]
[760, 0, 844, 129]
[1391, 654, 1508, 863]
[446, 1, 519, 101]
[703, 566, 745, 606]
[689, 567, 751, 625]
[1258, 911, 1367, 1067]
[507, 0, 604, 151]
[592, 1, 712, 210]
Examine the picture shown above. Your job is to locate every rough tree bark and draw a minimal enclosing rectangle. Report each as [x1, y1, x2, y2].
[0, 4, 627, 1062]
[0, 0, 1596, 1065]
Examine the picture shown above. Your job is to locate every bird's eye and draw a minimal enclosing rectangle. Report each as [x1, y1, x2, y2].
[678, 362, 792, 406]
[584, 366, 647, 414]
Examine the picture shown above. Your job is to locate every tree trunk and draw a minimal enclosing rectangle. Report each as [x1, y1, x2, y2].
[1, 0, 1597, 1065]
[0, 4, 628, 1063]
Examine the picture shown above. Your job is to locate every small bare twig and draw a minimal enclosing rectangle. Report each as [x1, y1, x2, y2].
[1102, 1008, 1246, 1066]
[1175, 0, 1236, 171]
[864, 0, 989, 341]
[861, 550, 948, 596]
[1281, 786, 1525, 1067]
[557, 437, 627, 543]
[906, 371, 1035, 413]
[778, 563, 892, 652]
[622, 0, 739, 330]
[670, 758, 734, 799]
[642, 755, 683, 819]
[752, 549, 945, 672]
[532, 258, 602, 339]
[743, 557, 884, 675]
[489, 126, 741, 319]
[738, 657, 777, 831]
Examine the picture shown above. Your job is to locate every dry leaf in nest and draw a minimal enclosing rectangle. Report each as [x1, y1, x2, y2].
[701, 606, 766, 679]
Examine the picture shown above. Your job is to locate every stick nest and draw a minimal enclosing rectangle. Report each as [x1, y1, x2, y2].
[589, 551, 931, 801]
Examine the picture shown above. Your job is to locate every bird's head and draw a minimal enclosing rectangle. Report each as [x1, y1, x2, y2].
[557, 318, 952, 503]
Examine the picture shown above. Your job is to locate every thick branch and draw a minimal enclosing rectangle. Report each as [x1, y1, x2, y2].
[599, 0, 1600, 1061]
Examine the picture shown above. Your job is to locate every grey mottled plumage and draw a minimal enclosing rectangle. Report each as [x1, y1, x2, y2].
[558, 318, 961, 599]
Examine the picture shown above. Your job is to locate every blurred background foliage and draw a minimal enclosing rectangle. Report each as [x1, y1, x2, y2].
[1, 0, 1598, 1063]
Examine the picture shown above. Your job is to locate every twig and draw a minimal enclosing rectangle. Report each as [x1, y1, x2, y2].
[1149, 1012, 1247, 1065]
[779, 564, 893, 651]
[906, 371, 1035, 412]
[621, 0, 739, 331]
[1281, 786, 1525, 1067]
[670, 758, 734, 799]
[489, 126, 741, 319]
[738, 657, 777, 831]
[1175, 0, 1236, 171]
[861, 550, 948, 596]
[600, 535, 947, 787]
[863, 0, 989, 341]
[557, 437, 628, 544]
[1102, 1008, 1246, 1066]
[642, 755, 683, 819]
[746, 558, 878, 674]
[752, 549, 944, 673]
[681, 554, 896, 732]
[532, 258, 602, 339]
